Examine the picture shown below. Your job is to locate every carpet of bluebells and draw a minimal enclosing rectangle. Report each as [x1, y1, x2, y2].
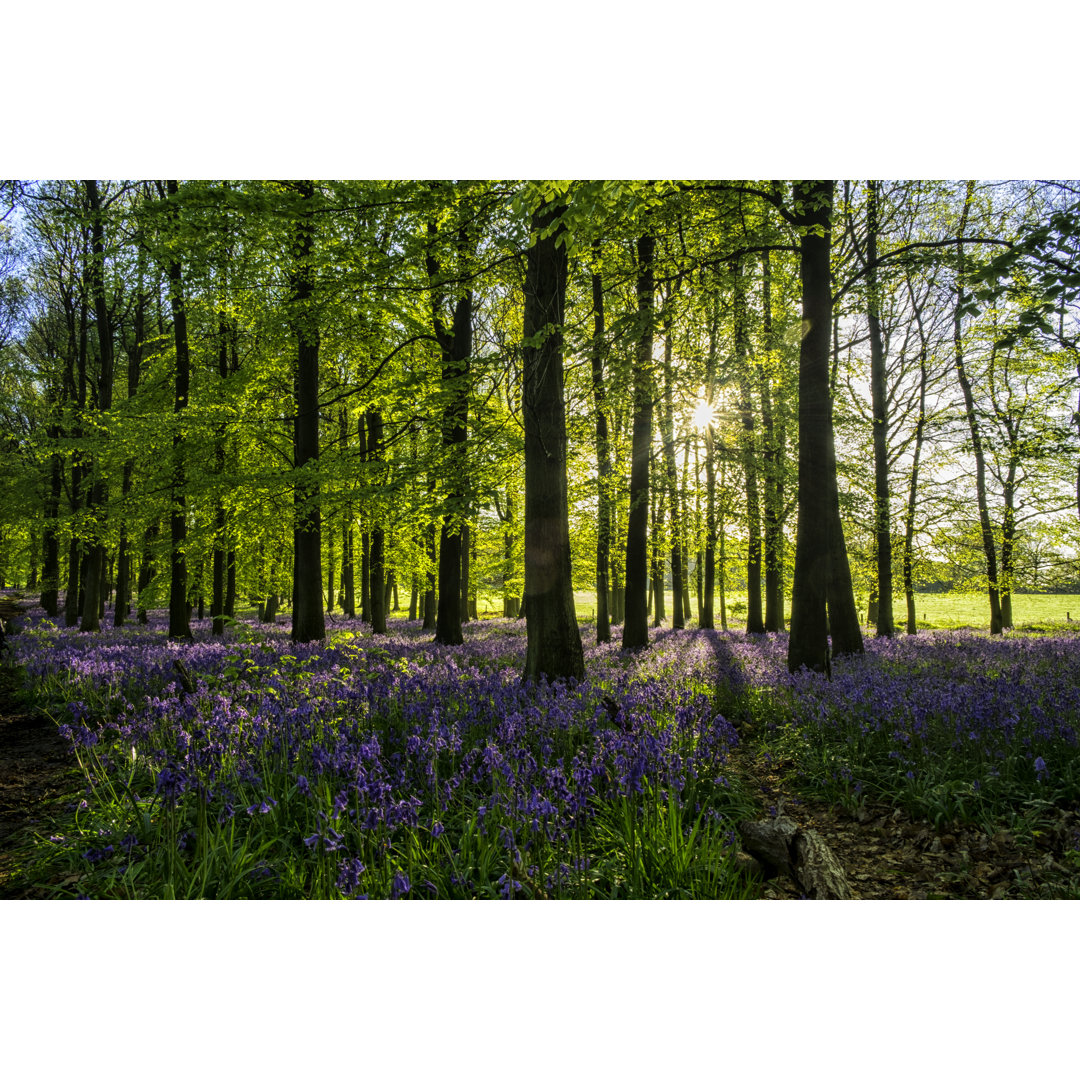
[6, 597, 1080, 898]
[7, 607, 757, 898]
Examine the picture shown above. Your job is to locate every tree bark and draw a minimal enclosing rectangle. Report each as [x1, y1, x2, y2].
[424, 210, 473, 646]
[734, 259, 764, 633]
[952, 181, 1003, 635]
[661, 313, 684, 629]
[79, 180, 116, 634]
[759, 249, 783, 631]
[866, 180, 895, 636]
[289, 180, 326, 643]
[521, 196, 584, 683]
[591, 256, 613, 643]
[157, 180, 193, 640]
[367, 409, 387, 634]
[788, 180, 864, 673]
[623, 231, 656, 650]
[903, 275, 930, 635]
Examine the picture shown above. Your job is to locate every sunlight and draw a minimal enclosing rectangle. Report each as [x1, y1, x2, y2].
[691, 396, 717, 431]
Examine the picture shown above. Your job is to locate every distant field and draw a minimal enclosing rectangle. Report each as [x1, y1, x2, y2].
[567, 590, 1080, 631]
[363, 588, 1080, 631]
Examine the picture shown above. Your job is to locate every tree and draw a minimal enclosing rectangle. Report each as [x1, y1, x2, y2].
[622, 230, 656, 650]
[288, 181, 326, 644]
[521, 192, 584, 683]
[788, 180, 864, 673]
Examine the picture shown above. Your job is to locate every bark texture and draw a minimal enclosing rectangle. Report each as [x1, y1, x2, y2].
[521, 198, 584, 683]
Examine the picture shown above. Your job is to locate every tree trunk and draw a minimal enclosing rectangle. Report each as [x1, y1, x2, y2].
[459, 521, 471, 625]
[734, 259, 764, 634]
[788, 180, 864, 673]
[866, 180, 895, 637]
[40, 399, 62, 615]
[79, 180, 116, 634]
[623, 231, 655, 650]
[650, 484, 666, 627]
[759, 249, 783, 632]
[137, 522, 158, 624]
[422, 516, 437, 631]
[903, 275, 930, 635]
[591, 256, 613, 643]
[289, 180, 326, 643]
[952, 181, 1002, 636]
[427, 214, 472, 647]
[163, 180, 192, 641]
[521, 196, 584, 683]
[661, 318, 684, 629]
[367, 409, 387, 634]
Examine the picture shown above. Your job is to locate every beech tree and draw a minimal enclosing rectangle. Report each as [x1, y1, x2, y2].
[521, 191, 584, 682]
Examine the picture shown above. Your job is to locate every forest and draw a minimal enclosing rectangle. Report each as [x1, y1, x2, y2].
[1, 178, 1079, 901]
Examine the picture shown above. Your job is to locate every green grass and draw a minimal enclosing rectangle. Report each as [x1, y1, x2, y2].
[568, 589, 1080, 632]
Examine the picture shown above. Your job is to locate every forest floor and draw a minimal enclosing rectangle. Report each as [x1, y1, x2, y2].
[1, 590, 1079, 899]
[731, 734, 1080, 899]
[0, 598, 80, 899]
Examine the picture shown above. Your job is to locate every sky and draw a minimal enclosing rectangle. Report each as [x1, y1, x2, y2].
[6, 2, 1079, 179]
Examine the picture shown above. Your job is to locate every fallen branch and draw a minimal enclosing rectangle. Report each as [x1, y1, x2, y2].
[738, 815, 852, 899]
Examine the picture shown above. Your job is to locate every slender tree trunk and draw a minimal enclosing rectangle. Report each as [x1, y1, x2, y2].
[903, 276, 930, 635]
[1000, 445, 1017, 630]
[137, 521, 158, 624]
[161, 181, 193, 641]
[360, 524, 370, 622]
[289, 180, 326, 643]
[651, 484, 666, 626]
[422, 514, 437, 631]
[459, 521, 471, 625]
[367, 409, 387, 634]
[866, 180, 895, 636]
[680, 438, 692, 620]
[522, 197, 584, 682]
[734, 259, 764, 633]
[623, 231, 655, 649]
[718, 456, 728, 632]
[41, 392, 62, 615]
[759, 249, 782, 632]
[788, 180, 864, 673]
[426, 216, 471, 647]
[591, 256, 613, 643]
[342, 520, 355, 618]
[79, 181, 117, 634]
[661, 320, 684, 629]
[952, 181, 1002, 635]
[701, 306, 719, 631]
[327, 518, 336, 612]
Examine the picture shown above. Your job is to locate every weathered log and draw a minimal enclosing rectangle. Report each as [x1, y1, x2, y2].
[737, 815, 851, 899]
[792, 828, 851, 899]
[738, 816, 798, 880]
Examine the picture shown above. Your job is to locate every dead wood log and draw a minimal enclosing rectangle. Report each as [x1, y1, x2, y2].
[738, 816, 851, 899]
[792, 829, 852, 899]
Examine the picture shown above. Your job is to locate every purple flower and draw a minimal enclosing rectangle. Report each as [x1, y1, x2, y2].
[336, 857, 366, 897]
[390, 872, 411, 899]
[1034, 756, 1049, 780]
